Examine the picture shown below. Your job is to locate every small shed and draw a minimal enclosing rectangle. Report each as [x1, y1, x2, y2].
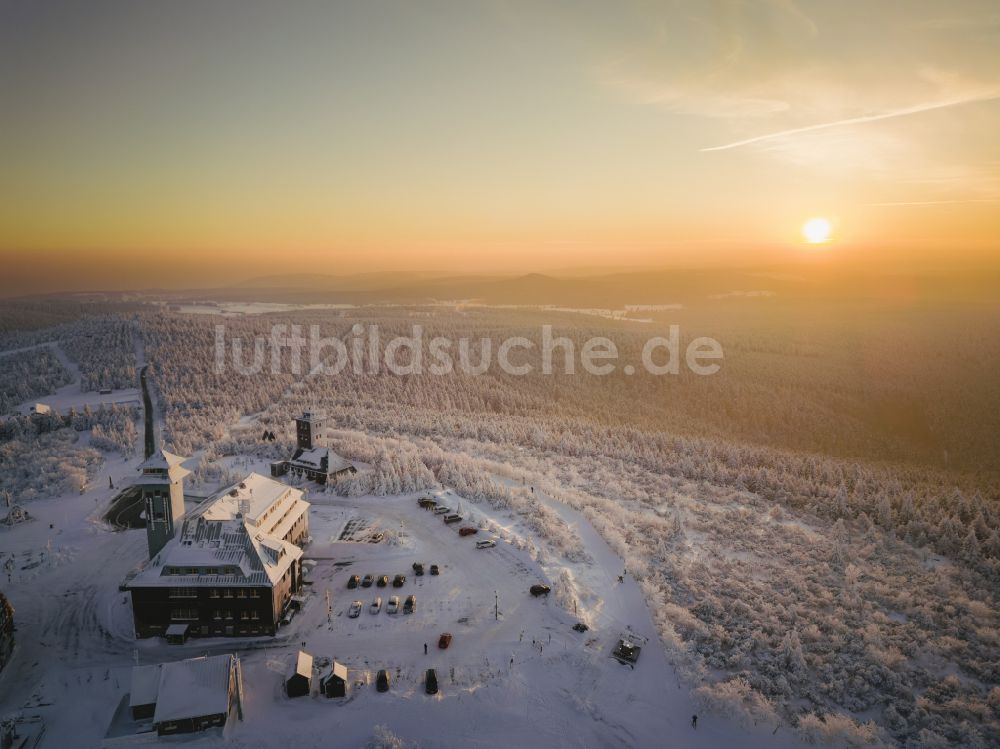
[285, 651, 313, 698]
[30, 403, 51, 415]
[165, 623, 190, 644]
[319, 662, 348, 698]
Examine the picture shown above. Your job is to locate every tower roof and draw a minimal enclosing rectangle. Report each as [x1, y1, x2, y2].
[138, 449, 191, 483]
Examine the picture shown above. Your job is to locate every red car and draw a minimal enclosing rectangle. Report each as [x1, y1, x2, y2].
[458, 527, 478, 536]
[438, 632, 452, 649]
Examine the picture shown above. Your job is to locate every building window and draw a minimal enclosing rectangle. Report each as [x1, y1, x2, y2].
[251, 610, 260, 620]
[250, 589, 260, 599]
[225, 610, 234, 620]
[209, 589, 220, 599]
[170, 608, 198, 621]
[213, 609, 222, 620]
[240, 611, 249, 620]
[237, 589, 247, 598]
[223, 589, 234, 598]
[169, 587, 197, 599]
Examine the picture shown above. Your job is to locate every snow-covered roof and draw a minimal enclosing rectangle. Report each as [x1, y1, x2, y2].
[288, 446, 354, 475]
[138, 449, 188, 471]
[292, 651, 313, 679]
[137, 449, 191, 484]
[290, 446, 327, 469]
[328, 454, 354, 473]
[326, 662, 347, 681]
[129, 665, 161, 708]
[201, 473, 303, 532]
[150, 655, 235, 725]
[126, 472, 307, 589]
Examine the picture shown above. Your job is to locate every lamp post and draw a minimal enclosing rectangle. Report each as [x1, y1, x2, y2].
[495, 590, 498, 621]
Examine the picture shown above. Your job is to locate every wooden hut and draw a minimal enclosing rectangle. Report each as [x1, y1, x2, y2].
[319, 662, 348, 698]
[285, 651, 313, 698]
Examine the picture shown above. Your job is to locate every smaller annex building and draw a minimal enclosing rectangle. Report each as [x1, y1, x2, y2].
[104, 654, 242, 746]
[270, 410, 356, 485]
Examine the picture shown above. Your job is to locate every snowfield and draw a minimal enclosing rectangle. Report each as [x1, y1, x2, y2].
[0, 458, 815, 749]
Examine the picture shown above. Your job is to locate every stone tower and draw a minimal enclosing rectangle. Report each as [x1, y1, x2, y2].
[136, 449, 190, 559]
[295, 410, 325, 450]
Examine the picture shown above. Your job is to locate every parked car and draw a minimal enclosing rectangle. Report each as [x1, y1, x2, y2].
[438, 632, 452, 649]
[475, 539, 496, 549]
[414, 563, 424, 576]
[370, 596, 382, 614]
[376, 669, 390, 692]
[387, 596, 400, 614]
[529, 584, 551, 597]
[458, 527, 478, 536]
[433, 506, 450, 515]
[404, 594, 416, 614]
[418, 497, 436, 508]
[444, 514, 463, 524]
[347, 574, 361, 589]
[429, 564, 440, 576]
[349, 600, 363, 618]
[361, 574, 374, 588]
[376, 575, 389, 587]
[425, 668, 438, 695]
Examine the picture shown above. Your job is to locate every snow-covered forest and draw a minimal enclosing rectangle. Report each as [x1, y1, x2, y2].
[57, 316, 138, 392]
[0, 404, 138, 499]
[0, 347, 73, 414]
[0, 313, 139, 395]
[1, 301, 998, 747]
[129, 305, 1000, 749]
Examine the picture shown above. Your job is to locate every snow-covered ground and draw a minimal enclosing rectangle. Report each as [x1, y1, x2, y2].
[0, 332, 813, 747]
[0, 445, 819, 749]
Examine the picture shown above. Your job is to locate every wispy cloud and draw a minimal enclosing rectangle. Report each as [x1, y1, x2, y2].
[600, 70, 791, 119]
[700, 87, 1000, 152]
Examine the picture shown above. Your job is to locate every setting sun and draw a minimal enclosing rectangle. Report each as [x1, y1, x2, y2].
[802, 217, 833, 244]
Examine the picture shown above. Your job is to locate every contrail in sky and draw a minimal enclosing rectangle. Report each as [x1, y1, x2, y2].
[701, 89, 1000, 152]
[865, 198, 1000, 207]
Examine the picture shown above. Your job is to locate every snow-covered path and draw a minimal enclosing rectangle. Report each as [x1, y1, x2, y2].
[527, 489, 810, 749]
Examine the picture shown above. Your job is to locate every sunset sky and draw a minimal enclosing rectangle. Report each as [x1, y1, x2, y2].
[1, 0, 999, 294]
